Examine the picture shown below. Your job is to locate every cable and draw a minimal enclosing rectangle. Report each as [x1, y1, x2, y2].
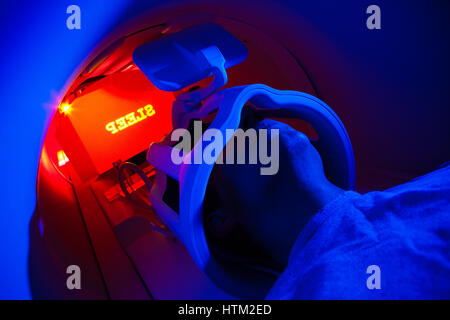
[117, 162, 154, 209]
[117, 162, 173, 237]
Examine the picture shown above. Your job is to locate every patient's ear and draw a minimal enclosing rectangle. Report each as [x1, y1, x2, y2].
[205, 209, 237, 239]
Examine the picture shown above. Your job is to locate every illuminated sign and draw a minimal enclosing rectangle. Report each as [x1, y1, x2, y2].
[105, 104, 156, 134]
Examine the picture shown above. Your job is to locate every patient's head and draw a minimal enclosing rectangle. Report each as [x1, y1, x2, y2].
[205, 109, 343, 267]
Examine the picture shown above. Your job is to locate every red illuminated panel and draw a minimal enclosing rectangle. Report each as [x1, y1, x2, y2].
[60, 70, 174, 175]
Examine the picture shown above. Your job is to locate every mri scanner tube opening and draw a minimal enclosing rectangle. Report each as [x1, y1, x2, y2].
[0, 0, 449, 310]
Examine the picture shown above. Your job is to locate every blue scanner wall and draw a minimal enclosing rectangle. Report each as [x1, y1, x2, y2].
[0, 0, 133, 299]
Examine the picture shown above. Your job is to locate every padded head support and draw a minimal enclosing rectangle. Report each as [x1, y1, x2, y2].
[146, 84, 355, 298]
[133, 23, 248, 91]
[133, 22, 354, 298]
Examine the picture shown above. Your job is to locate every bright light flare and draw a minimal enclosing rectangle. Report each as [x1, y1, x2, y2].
[57, 150, 69, 167]
[59, 103, 71, 115]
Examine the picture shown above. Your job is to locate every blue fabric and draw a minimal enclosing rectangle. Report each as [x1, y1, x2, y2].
[267, 165, 450, 299]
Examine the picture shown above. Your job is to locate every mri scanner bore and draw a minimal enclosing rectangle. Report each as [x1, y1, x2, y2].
[33, 18, 450, 300]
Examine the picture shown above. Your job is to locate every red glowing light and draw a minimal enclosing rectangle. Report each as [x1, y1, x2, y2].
[59, 103, 71, 115]
[56, 70, 174, 177]
[57, 150, 69, 167]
